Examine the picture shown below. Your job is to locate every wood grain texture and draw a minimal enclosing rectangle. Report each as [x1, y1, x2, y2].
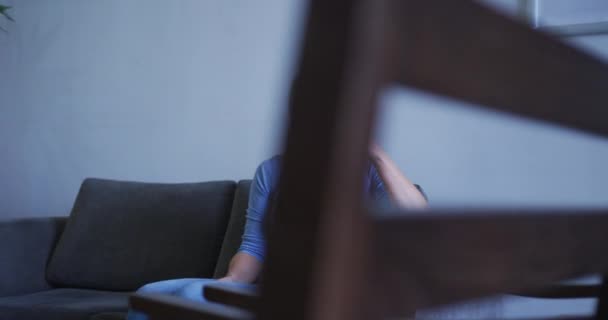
[369, 209, 608, 315]
[392, 0, 608, 137]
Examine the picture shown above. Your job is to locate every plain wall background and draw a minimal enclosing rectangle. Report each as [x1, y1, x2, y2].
[377, 0, 608, 208]
[1, 0, 607, 217]
[2, 0, 608, 318]
[0, 0, 304, 217]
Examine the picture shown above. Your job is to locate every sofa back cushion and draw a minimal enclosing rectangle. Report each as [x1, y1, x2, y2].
[47, 178, 236, 291]
[213, 180, 251, 278]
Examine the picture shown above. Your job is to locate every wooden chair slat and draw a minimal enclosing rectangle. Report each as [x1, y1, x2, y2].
[369, 209, 608, 314]
[393, 0, 608, 137]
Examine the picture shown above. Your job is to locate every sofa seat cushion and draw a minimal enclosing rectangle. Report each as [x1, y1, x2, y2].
[47, 178, 236, 291]
[0, 289, 129, 320]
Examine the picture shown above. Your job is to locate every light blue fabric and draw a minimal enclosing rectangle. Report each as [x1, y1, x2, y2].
[127, 278, 253, 320]
[237, 155, 388, 262]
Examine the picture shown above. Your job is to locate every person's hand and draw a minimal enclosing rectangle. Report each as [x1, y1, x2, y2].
[218, 275, 235, 282]
[369, 142, 385, 163]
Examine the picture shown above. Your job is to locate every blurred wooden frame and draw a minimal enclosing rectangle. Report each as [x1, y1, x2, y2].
[131, 0, 608, 319]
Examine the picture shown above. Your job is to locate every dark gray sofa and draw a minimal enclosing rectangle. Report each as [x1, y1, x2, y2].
[0, 178, 252, 320]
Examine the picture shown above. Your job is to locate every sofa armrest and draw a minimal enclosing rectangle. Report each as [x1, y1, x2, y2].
[0, 216, 66, 297]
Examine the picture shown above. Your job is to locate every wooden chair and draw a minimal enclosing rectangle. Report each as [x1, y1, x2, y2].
[130, 0, 608, 319]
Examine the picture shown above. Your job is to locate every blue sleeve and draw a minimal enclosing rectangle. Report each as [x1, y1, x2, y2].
[237, 160, 275, 262]
[368, 164, 428, 205]
[369, 164, 390, 204]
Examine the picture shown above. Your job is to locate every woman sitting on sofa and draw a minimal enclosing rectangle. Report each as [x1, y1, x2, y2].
[126, 144, 427, 320]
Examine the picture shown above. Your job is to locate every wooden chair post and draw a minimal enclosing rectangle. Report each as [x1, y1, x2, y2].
[596, 277, 608, 319]
[258, 0, 394, 319]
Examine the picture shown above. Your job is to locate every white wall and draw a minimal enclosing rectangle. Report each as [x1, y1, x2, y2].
[1, 1, 608, 317]
[3, 0, 606, 214]
[375, 0, 608, 208]
[377, 66, 608, 208]
[0, 0, 304, 217]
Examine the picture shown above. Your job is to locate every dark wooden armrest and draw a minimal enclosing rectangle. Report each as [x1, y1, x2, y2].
[512, 284, 601, 299]
[203, 283, 259, 311]
[130, 292, 253, 320]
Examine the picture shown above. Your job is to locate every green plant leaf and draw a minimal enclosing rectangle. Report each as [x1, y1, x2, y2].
[0, 5, 15, 22]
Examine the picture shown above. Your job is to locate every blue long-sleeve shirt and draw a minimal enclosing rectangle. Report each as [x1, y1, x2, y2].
[237, 155, 390, 262]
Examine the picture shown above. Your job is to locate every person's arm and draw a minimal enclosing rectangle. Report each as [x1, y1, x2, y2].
[218, 252, 262, 283]
[218, 158, 277, 283]
[369, 144, 428, 209]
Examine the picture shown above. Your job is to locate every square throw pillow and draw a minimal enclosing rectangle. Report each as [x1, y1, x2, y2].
[47, 178, 235, 291]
